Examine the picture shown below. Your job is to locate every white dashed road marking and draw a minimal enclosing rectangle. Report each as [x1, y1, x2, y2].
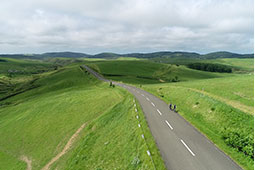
[165, 120, 173, 130]
[146, 97, 150, 101]
[157, 109, 162, 116]
[181, 139, 196, 157]
[151, 102, 155, 107]
[141, 94, 145, 97]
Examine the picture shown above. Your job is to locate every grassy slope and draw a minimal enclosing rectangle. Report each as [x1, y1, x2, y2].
[208, 58, 254, 72]
[51, 93, 165, 170]
[0, 57, 54, 76]
[0, 64, 165, 170]
[87, 60, 231, 84]
[165, 74, 254, 114]
[0, 58, 56, 100]
[142, 75, 254, 170]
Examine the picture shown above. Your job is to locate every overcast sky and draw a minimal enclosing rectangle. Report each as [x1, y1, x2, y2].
[0, 0, 253, 54]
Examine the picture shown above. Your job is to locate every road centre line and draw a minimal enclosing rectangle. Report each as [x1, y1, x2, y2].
[141, 94, 145, 96]
[146, 97, 150, 101]
[165, 120, 173, 130]
[180, 139, 196, 156]
[151, 102, 155, 107]
[157, 109, 162, 116]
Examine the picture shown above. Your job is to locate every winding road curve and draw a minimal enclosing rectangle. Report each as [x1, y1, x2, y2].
[83, 65, 243, 170]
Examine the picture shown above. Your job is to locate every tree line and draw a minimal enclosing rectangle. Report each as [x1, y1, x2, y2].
[187, 63, 232, 73]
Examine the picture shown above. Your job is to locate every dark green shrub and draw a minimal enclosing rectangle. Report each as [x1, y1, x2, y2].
[222, 129, 254, 159]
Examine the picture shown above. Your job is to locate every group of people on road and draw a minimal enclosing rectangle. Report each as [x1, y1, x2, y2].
[169, 103, 176, 111]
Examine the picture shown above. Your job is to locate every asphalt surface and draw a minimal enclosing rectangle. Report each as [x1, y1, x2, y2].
[83, 65, 243, 170]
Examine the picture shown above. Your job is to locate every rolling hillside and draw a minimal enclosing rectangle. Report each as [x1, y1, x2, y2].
[86, 60, 235, 84]
[0, 64, 165, 170]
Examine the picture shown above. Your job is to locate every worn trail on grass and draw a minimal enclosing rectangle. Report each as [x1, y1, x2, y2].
[20, 156, 32, 170]
[41, 123, 86, 170]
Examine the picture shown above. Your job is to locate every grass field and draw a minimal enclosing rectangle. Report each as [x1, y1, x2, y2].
[164, 74, 254, 114]
[208, 58, 254, 73]
[0, 64, 165, 170]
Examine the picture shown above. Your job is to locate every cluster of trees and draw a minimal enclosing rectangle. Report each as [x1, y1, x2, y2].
[187, 63, 232, 73]
[222, 128, 254, 159]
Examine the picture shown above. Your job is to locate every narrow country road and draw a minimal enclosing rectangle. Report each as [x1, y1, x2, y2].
[83, 65, 243, 170]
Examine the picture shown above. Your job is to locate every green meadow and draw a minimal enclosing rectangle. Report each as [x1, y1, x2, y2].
[0, 62, 165, 170]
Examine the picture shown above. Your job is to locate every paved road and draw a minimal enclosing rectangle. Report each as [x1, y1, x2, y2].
[83, 65, 243, 170]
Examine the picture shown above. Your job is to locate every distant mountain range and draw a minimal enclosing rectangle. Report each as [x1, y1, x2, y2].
[0, 51, 253, 59]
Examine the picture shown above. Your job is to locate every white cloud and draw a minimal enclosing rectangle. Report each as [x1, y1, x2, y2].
[0, 0, 253, 54]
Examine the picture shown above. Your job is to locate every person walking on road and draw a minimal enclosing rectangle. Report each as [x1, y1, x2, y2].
[173, 104, 176, 111]
[169, 103, 172, 110]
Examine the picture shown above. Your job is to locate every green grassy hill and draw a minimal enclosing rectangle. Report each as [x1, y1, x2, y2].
[87, 60, 232, 84]
[0, 64, 165, 170]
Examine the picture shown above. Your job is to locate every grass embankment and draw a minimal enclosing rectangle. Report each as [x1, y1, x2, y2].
[142, 75, 254, 170]
[0, 64, 165, 169]
[87, 60, 231, 84]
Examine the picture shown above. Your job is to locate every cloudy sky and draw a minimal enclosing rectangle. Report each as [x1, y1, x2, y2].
[0, 0, 253, 54]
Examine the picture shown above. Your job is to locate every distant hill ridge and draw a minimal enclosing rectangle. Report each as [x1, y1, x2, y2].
[0, 51, 253, 59]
